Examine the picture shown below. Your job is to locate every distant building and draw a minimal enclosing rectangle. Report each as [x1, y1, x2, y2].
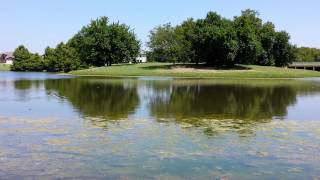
[0, 52, 14, 65]
[136, 53, 147, 63]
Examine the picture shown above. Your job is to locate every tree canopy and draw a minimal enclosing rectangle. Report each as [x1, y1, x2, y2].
[295, 47, 320, 62]
[148, 9, 296, 67]
[12, 16, 141, 72]
[11, 45, 45, 71]
[44, 42, 82, 72]
[11, 11, 303, 72]
[69, 17, 140, 67]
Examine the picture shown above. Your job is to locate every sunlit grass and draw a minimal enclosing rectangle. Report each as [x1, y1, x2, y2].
[70, 62, 320, 78]
[0, 64, 11, 71]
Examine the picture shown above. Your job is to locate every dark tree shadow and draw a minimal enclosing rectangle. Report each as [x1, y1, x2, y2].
[141, 64, 251, 70]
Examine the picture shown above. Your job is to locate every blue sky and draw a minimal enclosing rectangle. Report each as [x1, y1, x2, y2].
[1, 0, 320, 53]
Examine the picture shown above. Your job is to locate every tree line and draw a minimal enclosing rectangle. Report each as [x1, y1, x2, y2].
[12, 17, 140, 72]
[148, 9, 296, 67]
[11, 10, 319, 72]
[295, 47, 320, 62]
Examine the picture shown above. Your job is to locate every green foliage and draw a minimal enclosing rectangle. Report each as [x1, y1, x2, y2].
[174, 19, 197, 63]
[148, 9, 296, 67]
[12, 17, 140, 72]
[234, 10, 263, 65]
[258, 22, 276, 65]
[193, 12, 238, 66]
[69, 16, 140, 67]
[11, 45, 45, 71]
[273, 31, 296, 67]
[11, 45, 31, 71]
[295, 47, 320, 62]
[147, 23, 179, 63]
[44, 43, 82, 72]
[148, 20, 197, 64]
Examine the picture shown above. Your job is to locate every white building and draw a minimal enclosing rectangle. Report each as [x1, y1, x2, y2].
[136, 53, 147, 63]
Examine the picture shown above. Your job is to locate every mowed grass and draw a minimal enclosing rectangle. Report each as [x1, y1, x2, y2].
[70, 63, 320, 78]
[0, 64, 11, 71]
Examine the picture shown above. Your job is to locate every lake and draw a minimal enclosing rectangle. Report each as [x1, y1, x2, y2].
[0, 71, 320, 179]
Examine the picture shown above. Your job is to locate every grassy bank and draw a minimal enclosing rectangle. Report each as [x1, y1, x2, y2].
[0, 64, 11, 71]
[70, 63, 320, 79]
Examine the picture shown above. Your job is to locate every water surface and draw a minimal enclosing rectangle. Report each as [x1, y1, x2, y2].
[0, 71, 320, 179]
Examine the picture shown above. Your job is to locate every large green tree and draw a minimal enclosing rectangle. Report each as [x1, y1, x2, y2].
[273, 31, 296, 67]
[11, 45, 31, 71]
[69, 16, 140, 67]
[148, 20, 198, 64]
[193, 12, 238, 66]
[233, 9, 263, 65]
[257, 22, 276, 65]
[148, 9, 296, 67]
[174, 19, 197, 63]
[148, 23, 180, 63]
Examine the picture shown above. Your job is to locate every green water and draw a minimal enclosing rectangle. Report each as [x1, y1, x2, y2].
[0, 72, 320, 179]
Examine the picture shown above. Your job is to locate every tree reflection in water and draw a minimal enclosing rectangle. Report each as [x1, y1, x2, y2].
[149, 80, 320, 136]
[45, 78, 139, 128]
[38, 78, 320, 136]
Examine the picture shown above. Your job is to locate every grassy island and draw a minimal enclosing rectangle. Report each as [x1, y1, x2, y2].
[70, 63, 320, 79]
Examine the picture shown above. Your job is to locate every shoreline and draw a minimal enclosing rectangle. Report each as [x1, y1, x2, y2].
[68, 63, 320, 79]
[67, 74, 320, 80]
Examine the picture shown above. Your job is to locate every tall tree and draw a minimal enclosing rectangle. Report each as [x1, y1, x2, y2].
[257, 22, 276, 65]
[193, 12, 238, 66]
[69, 17, 140, 67]
[148, 23, 180, 63]
[174, 19, 197, 63]
[148, 9, 296, 67]
[273, 31, 296, 67]
[233, 9, 263, 65]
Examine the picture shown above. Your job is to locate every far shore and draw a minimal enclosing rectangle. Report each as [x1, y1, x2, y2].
[69, 63, 320, 79]
[3, 62, 320, 79]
